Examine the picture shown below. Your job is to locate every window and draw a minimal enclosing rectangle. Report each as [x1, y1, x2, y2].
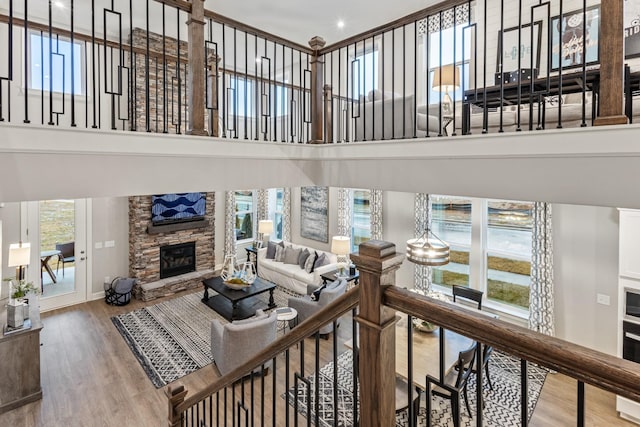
[426, 25, 471, 104]
[30, 33, 84, 95]
[229, 77, 255, 117]
[431, 195, 472, 288]
[268, 188, 284, 241]
[486, 200, 533, 309]
[352, 50, 378, 98]
[351, 190, 371, 251]
[430, 196, 533, 314]
[235, 191, 254, 241]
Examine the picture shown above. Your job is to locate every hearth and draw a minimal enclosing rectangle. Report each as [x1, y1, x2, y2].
[160, 242, 196, 279]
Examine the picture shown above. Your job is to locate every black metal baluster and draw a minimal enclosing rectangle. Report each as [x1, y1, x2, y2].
[413, 21, 418, 138]
[351, 308, 358, 425]
[23, 0, 29, 123]
[41, 31, 44, 125]
[85, 40, 88, 127]
[254, 34, 259, 140]
[155, 58, 158, 132]
[129, 0, 134, 130]
[578, 381, 585, 427]
[391, 30, 395, 139]
[145, 0, 150, 131]
[498, 0, 505, 133]
[521, 359, 528, 426]
[48, 0, 53, 125]
[281, 43, 286, 142]
[244, 31, 247, 139]
[407, 315, 414, 425]
[558, 0, 564, 128]
[260, 363, 266, 426]
[272, 357, 277, 426]
[402, 25, 406, 138]
[516, 0, 523, 131]
[333, 321, 338, 424]
[162, 3, 167, 133]
[233, 27, 237, 138]
[475, 343, 483, 426]
[438, 12, 443, 137]
[452, 7, 458, 137]
[285, 349, 291, 427]
[298, 49, 302, 142]
[222, 23, 226, 138]
[482, 0, 488, 133]
[70, 0, 76, 126]
[290, 46, 294, 142]
[273, 41, 277, 141]
[580, 0, 587, 127]
[314, 333, 320, 427]
[176, 8, 181, 134]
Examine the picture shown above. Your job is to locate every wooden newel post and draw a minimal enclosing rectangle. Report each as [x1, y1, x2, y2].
[308, 36, 326, 144]
[594, 0, 628, 126]
[350, 240, 405, 427]
[324, 84, 333, 143]
[166, 383, 188, 427]
[186, 0, 207, 136]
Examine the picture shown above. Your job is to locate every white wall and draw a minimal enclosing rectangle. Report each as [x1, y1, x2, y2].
[90, 197, 129, 296]
[553, 203, 620, 355]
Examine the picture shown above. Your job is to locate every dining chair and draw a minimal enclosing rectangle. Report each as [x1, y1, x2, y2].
[55, 242, 75, 277]
[418, 343, 478, 426]
[452, 285, 483, 310]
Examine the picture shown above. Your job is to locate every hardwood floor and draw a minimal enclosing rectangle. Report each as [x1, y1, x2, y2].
[0, 290, 635, 426]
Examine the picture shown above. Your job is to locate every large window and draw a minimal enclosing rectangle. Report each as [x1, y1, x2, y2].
[229, 77, 255, 118]
[268, 188, 284, 241]
[431, 195, 472, 288]
[352, 50, 378, 98]
[351, 190, 371, 251]
[30, 33, 84, 95]
[430, 196, 533, 313]
[235, 191, 254, 241]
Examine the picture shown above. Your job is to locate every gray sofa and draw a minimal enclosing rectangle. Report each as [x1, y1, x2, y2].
[288, 278, 347, 335]
[210, 309, 277, 376]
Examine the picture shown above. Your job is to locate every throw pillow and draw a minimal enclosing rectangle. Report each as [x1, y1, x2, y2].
[313, 252, 328, 270]
[304, 251, 318, 273]
[266, 241, 277, 259]
[283, 247, 301, 265]
[310, 284, 327, 301]
[298, 248, 310, 269]
[275, 245, 286, 262]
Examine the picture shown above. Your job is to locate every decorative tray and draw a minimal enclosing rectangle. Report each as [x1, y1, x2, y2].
[224, 279, 251, 290]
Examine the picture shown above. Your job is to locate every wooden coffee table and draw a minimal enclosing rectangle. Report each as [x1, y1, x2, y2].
[202, 276, 276, 321]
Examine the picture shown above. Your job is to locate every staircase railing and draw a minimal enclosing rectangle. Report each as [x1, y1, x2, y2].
[168, 240, 640, 427]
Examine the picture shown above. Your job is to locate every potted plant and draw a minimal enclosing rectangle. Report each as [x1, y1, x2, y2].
[3, 278, 39, 328]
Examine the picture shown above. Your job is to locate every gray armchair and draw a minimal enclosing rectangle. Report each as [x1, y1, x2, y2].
[288, 278, 347, 336]
[210, 309, 277, 376]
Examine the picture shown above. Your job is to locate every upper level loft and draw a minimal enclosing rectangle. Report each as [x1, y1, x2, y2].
[0, 0, 639, 144]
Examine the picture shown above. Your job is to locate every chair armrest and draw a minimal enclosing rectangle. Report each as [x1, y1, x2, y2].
[211, 319, 225, 354]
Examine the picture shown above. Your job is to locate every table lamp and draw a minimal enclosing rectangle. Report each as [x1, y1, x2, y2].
[432, 64, 461, 113]
[8, 242, 31, 281]
[331, 236, 351, 277]
[257, 220, 274, 247]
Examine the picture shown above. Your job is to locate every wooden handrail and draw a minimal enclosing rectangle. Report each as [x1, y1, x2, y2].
[173, 286, 360, 414]
[384, 286, 640, 403]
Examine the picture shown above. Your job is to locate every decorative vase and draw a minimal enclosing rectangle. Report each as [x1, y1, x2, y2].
[7, 299, 24, 328]
[221, 254, 238, 281]
[241, 262, 257, 284]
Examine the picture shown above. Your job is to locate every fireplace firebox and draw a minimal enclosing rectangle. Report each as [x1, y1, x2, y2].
[160, 242, 196, 279]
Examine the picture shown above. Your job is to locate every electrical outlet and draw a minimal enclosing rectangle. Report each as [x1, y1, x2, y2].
[596, 293, 610, 306]
[104, 240, 115, 248]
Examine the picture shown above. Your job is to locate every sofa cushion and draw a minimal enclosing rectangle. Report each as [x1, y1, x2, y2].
[305, 251, 318, 273]
[275, 245, 286, 262]
[284, 247, 301, 265]
[266, 241, 277, 259]
[314, 252, 329, 269]
[298, 248, 310, 269]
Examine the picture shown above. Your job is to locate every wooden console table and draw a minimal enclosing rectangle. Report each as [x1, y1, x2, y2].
[0, 300, 43, 414]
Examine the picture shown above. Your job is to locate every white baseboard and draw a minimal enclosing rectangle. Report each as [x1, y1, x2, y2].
[91, 291, 105, 301]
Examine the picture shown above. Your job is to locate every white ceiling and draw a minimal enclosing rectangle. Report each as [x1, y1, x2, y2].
[204, 0, 440, 46]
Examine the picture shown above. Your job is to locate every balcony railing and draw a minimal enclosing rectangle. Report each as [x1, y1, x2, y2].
[167, 240, 640, 427]
[0, 0, 636, 144]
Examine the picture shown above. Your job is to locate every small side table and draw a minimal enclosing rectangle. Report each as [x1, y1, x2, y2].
[320, 270, 360, 286]
[275, 307, 298, 336]
[245, 246, 259, 275]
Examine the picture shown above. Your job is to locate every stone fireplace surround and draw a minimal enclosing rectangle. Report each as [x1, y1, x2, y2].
[129, 193, 216, 301]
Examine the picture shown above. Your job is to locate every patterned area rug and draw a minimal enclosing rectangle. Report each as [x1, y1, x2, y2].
[112, 287, 299, 388]
[286, 350, 548, 427]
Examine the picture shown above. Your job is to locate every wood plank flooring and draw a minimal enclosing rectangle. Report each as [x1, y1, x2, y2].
[0, 289, 635, 426]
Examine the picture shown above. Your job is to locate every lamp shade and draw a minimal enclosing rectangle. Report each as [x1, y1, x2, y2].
[406, 231, 450, 266]
[8, 242, 31, 267]
[258, 220, 274, 234]
[432, 64, 461, 92]
[331, 236, 351, 256]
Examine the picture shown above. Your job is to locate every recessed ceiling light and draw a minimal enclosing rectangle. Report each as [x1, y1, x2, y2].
[54, 1, 65, 8]
[337, 20, 345, 29]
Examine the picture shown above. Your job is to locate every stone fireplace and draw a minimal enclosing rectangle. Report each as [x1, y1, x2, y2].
[129, 193, 216, 301]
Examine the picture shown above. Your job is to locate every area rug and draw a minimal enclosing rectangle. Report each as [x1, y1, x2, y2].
[112, 287, 299, 388]
[285, 349, 548, 427]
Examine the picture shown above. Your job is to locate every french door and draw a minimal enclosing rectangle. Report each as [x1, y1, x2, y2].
[23, 199, 90, 311]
